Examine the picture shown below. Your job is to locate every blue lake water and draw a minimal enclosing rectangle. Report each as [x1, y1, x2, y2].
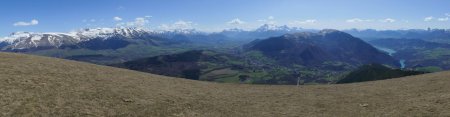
[374, 46, 406, 69]
[374, 46, 397, 56]
[399, 59, 406, 69]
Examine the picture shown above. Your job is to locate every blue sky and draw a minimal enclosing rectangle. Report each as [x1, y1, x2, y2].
[0, 0, 449, 36]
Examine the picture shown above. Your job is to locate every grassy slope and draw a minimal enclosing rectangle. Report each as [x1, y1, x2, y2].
[0, 52, 450, 116]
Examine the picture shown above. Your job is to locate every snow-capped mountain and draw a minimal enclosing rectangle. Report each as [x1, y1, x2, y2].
[0, 27, 201, 51]
[75, 27, 150, 39]
[220, 24, 303, 33]
[218, 24, 310, 40]
[0, 32, 81, 50]
[0, 24, 311, 51]
[254, 24, 303, 32]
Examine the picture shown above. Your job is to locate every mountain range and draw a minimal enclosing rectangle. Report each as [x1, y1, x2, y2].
[1, 24, 447, 84]
[344, 28, 450, 43]
[0, 24, 317, 51]
[369, 38, 450, 71]
[0, 27, 188, 51]
[3, 25, 450, 52]
[112, 30, 401, 84]
[244, 29, 399, 66]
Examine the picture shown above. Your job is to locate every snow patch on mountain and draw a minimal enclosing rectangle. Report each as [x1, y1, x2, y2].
[255, 24, 303, 32]
[0, 27, 205, 50]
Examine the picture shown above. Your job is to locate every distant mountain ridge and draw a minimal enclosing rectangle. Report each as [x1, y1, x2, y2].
[219, 24, 316, 40]
[369, 38, 450, 70]
[343, 29, 450, 43]
[0, 27, 204, 51]
[111, 30, 403, 84]
[7, 25, 449, 52]
[0, 24, 310, 51]
[244, 29, 400, 67]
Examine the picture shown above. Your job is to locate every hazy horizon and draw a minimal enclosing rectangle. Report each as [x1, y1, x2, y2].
[1, 0, 449, 36]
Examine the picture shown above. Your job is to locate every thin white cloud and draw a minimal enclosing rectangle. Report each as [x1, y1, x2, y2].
[257, 19, 266, 22]
[292, 19, 317, 24]
[258, 16, 277, 25]
[437, 17, 449, 21]
[346, 18, 372, 23]
[227, 18, 245, 25]
[267, 21, 276, 25]
[117, 6, 125, 10]
[258, 16, 275, 22]
[425, 14, 450, 22]
[173, 20, 194, 29]
[116, 16, 151, 27]
[424, 16, 434, 22]
[380, 18, 396, 23]
[158, 20, 195, 30]
[82, 19, 97, 23]
[13, 19, 39, 26]
[113, 16, 123, 21]
[129, 17, 149, 27]
[144, 16, 152, 18]
[158, 24, 172, 30]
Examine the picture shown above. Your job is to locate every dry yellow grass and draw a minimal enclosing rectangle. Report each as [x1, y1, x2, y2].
[1, 52, 450, 117]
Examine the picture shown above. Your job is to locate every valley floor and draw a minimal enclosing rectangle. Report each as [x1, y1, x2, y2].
[0, 52, 449, 116]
